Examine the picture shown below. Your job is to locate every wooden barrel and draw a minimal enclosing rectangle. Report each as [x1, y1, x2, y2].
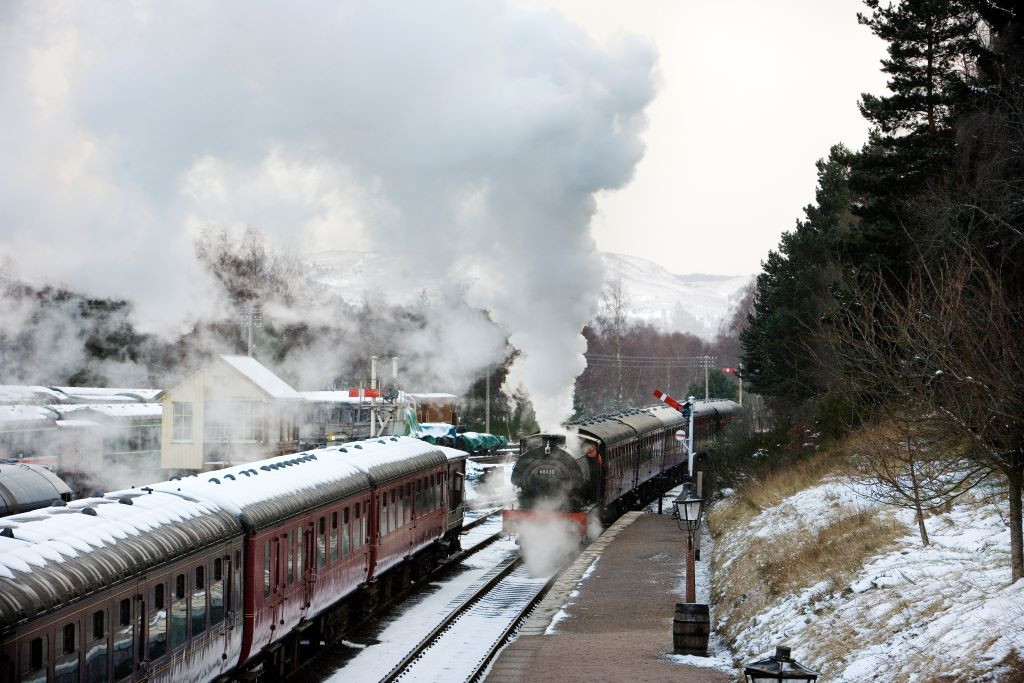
[673, 603, 710, 656]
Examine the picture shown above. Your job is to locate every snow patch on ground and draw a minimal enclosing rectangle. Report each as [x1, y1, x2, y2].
[714, 477, 1024, 681]
[660, 651, 735, 672]
[543, 557, 600, 635]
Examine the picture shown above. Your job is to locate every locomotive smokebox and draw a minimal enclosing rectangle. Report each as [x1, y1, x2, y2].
[511, 433, 592, 510]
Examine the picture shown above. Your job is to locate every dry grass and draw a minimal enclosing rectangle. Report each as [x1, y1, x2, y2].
[709, 430, 907, 655]
[713, 507, 903, 636]
[709, 442, 854, 534]
[995, 649, 1024, 683]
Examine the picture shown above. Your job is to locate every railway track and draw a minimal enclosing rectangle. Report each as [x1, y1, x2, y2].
[380, 555, 558, 682]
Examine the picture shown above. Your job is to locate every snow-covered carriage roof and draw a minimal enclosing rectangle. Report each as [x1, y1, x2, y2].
[327, 436, 465, 486]
[644, 404, 688, 430]
[0, 491, 240, 632]
[691, 400, 742, 418]
[141, 451, 370, 533]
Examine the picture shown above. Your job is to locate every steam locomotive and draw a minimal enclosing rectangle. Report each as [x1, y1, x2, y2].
[0, 437, 467, 682]
[503, 400, 742, 538]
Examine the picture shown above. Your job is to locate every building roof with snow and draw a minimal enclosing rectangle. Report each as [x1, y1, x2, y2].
[0, 386, 64, 406]
[50, 387, 162, 403]
[219, 356, 302, 400]
[49, 403, 163, 421]
[0, 405, 59, 426]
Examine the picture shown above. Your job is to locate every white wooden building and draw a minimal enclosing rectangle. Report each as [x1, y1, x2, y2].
[159, 355, 302, 472]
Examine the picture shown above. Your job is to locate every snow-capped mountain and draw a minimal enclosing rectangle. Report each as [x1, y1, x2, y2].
[600, 253, 752, 338]
[307, 250, 752, 340]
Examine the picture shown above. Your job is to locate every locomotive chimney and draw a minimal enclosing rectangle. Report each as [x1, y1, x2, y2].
[541, 434, 566, 455]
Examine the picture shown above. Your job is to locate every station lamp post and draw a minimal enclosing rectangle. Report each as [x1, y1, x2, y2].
[743, 646, 820, 682]
[674, 486, 704, 604]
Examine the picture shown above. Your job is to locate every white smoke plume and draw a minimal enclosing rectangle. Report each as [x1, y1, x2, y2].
[0, 1, 656, 425]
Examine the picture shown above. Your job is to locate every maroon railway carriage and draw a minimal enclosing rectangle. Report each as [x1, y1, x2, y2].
[0, 491, 244, 683]
[148, 436, 466, 678]
[1, 436, 467, 682]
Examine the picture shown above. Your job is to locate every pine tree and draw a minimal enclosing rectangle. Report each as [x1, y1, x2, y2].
[741, 146, 854, 400]
[846, 0, 978, 279]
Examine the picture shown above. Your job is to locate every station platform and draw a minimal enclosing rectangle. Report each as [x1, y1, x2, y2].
[485, 511, 733, 683]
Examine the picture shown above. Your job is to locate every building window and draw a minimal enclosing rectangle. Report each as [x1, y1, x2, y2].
[206, 401, 266, 443]
[172, 402, 194, 442]
[235, 401, 265, 442]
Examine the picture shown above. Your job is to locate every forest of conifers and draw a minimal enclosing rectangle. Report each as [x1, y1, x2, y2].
[739, 0, 1024, 581]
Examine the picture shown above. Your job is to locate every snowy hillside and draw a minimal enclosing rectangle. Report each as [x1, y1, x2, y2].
[711, 477, 1024, 680]
[307, 250, 752, 340]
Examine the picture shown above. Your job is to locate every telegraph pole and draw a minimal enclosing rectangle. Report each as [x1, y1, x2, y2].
[704, 356, 710, 400]
[485, 364, 491, 434]
[239, 304, 262, 357]
[370, 356, 377, 437]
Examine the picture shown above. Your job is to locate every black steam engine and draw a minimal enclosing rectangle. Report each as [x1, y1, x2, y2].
[503, 400, 742, 538]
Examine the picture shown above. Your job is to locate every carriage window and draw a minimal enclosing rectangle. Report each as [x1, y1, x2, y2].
[380, 494, 388, 534]
[233, 551, 243, 614]
[192, 565, 207, 637]
[23, 636, 46, 683]
[62, 623, 75, 654]
[297, 529, 304, 576]
[87, 610, 108, 682]
[330, 512, 339, 562]
[92, 610, 105, 640]
[264, 541, 272, 597]
[286, 532, 294, 584]
[342, 507, 351, 556]
[171, 574, 187, 649]
[355, 504, 363, 549]
[390, 489, 397, 530]
[210, 560, 224, 626]
[318, 517, 327, 568]
[149, 583, 167, 661]
[113, 598, 133, 679]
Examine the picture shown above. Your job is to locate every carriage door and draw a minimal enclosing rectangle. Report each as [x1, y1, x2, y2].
[222, 553, 237, 656]
[270, 536, 283, 635]
[302, 522, 316, 610]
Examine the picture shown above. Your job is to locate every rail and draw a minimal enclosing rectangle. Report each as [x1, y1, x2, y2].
[380, 554, 560, 682]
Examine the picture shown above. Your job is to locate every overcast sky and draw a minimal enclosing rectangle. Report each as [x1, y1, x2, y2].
[540, 0, 888, 277]
[0, 0, 888, 330]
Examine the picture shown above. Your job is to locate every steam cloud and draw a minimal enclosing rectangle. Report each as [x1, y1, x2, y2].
[0, 1, 656, 425]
